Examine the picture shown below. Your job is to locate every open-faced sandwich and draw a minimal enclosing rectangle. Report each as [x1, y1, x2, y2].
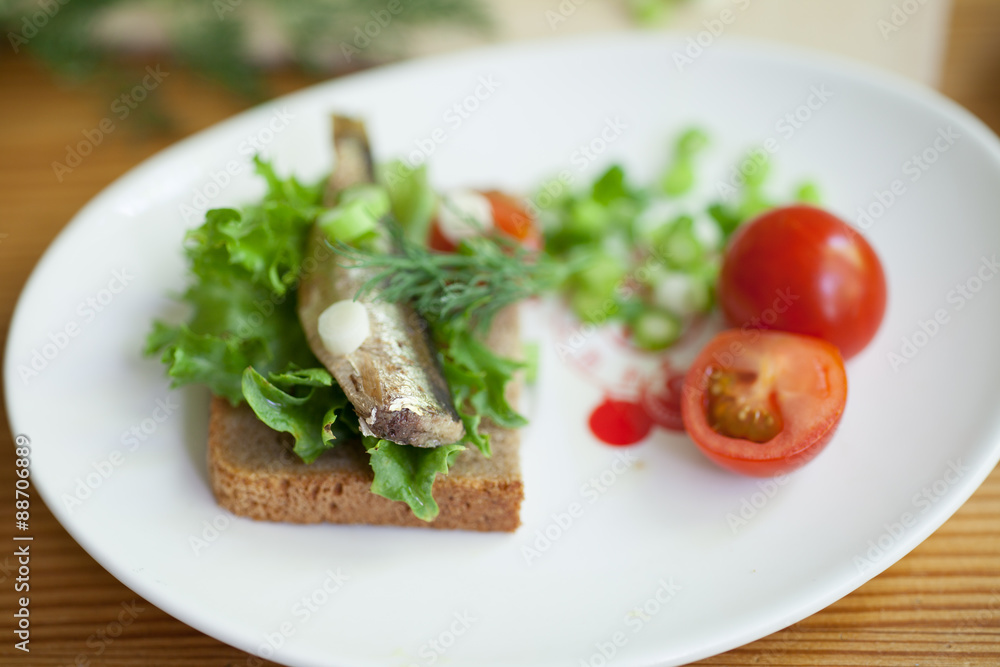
[148, 115, 557, 531]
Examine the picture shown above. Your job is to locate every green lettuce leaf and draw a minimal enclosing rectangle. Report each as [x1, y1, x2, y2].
[365, 437, 465, 522]
[145, 158, 324, 403]
[436, 318, 527, 457]
[241, 367, 355, 463]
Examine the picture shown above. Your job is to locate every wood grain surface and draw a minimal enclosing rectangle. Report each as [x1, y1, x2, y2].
[2, 2, 999, 665]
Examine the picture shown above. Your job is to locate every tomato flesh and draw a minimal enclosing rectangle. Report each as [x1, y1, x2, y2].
[682, 329, 847, 477]
[718, 205, 886, 360]
[705, 368, 783, 443]
[482, 190, 540, 248]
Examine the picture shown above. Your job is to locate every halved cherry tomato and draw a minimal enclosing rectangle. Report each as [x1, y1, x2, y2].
[718, 205, 886, 360]
[428, 190, 541, 252]
[681, 329, 847, 477]
[428, 219, 457, 253]
[482, 190, 542, 250]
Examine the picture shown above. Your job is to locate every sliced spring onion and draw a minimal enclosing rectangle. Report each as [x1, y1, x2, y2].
[379, 160, 438, 244]
[318, 185, 389, 244]
[795, 182, 822, 205]
[653, 270, 713, 316]
[631, 308, 681, 351]
[654, 216, 704, 270]
[661, 128, 709, 196]
[538, 126, 813, 352]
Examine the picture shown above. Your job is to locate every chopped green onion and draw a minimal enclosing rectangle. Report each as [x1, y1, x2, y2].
[569, 197, 612, 235]
[661, 160, 695, 196]
[592, 165, 629, 205]
[653, 270, 713, 316]
[707, 202, 742, 238]
[379, 160, 437, 245]
[741, 150, 770, 189]
[631, 308, 681, 351]
[572, 252, 626, 296]
[677, 128, 710, 157]
[661, 128, 709, 196]
[737, 192, 772, 222]
[538, 126, 818, 352]
[795, 181, 822, 205]
[318, 192, 384, 244]
[571, 290, 619, 325]
[655, 216, 704, 270]
[629, 0, 669, 25]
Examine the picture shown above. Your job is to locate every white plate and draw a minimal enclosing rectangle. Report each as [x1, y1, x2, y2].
[7, 34, 1000, 667]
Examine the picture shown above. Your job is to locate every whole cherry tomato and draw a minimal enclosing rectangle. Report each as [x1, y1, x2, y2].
[718, 205, 886, 359]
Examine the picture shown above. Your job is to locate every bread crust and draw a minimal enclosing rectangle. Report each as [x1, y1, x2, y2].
[206, 307, 523, 532]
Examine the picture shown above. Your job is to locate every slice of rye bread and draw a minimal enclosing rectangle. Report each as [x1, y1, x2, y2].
[207, 306, 524, 532]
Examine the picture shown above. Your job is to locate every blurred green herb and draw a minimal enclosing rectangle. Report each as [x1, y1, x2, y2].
[1, 0, 492, 100]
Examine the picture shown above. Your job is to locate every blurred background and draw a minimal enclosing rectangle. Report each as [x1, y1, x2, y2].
[2, 0, 1000, 665]
[0, 0, 964, 132]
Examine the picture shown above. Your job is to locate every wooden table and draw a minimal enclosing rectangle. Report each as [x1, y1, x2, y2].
[2, 2, 999, 664]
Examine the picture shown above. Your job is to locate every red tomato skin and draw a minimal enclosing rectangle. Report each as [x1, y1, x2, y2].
[427, 190, 541, 252]
[681, 330, 847, 477]
[688, 416, 840, 477]
[718, 206, 886, 360]
[428, 218, 457, 253]
[482, 190, 543, 250]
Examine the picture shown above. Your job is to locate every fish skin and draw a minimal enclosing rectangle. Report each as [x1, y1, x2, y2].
[297, 116, 464, 447]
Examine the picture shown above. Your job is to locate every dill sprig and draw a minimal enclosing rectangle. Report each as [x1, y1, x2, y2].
[335, 223, 568, 329]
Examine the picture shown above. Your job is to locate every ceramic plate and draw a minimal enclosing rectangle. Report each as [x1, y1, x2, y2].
[7, 34, 1000, 667]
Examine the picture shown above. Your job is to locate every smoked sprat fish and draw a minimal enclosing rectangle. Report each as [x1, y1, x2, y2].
[297, 116, 465, 447]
